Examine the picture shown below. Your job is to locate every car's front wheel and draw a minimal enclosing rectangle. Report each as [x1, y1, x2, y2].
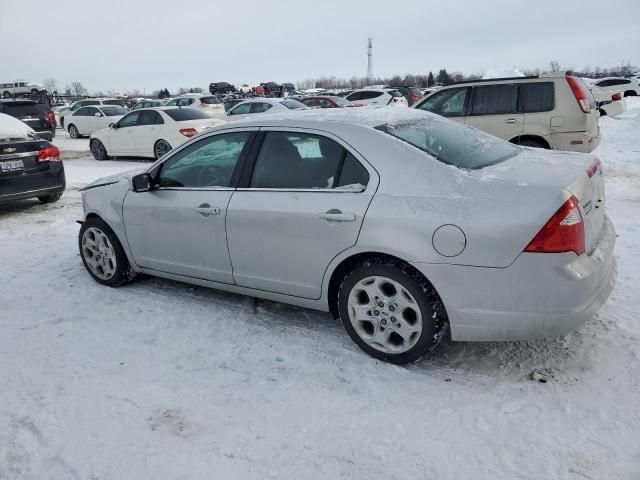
[338, 258, 448, 364]
[90, 139, 110, 161]
[68, 124, 80, 139]
[38, 192, 62, 204]
[79, 217, 135, 287]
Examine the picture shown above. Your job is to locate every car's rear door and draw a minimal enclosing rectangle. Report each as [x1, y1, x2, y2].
[226, 129, 378, 299]
[133, 110, 164, 156]
[464, 84, 523, 140]
[123, 129, 256, 282]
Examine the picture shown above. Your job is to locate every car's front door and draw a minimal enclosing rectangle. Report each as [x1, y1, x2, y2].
[108, 111, 140, 155]
[226, 129, 378, 299]
[133, 110, 164, 157]
[464, 84, 523, 140]
[122, 130, 256, 283]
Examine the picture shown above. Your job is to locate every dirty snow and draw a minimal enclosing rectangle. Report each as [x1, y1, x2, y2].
[1, 100, 640, 479]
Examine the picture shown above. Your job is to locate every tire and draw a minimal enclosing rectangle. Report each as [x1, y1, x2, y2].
[60, 117, 65, 129]
[90, 139, 110, 161]
[2, 91, 10, 98]
[337, 258, 448, 364]
[154, 139, 172, 159]
[518, 139, 547, 149]
[624, 90, 637, 97]
[79, 217, 135, 287]
[37, 192, 62, 204]
[68, 124, 80, 139]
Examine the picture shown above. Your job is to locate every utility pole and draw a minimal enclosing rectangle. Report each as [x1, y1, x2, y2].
[367, 37, 373, 85]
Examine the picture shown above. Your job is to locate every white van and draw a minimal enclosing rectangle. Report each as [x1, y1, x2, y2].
[413, 73, 600, 153]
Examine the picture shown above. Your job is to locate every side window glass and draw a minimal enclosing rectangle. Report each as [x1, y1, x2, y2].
[337, 153, 369, 189]
[318, 99, 332, 108]
[118, 111, 140, 128]
[74, 107, 88, 116]
[86, 107, 99, 116]
[347, 92, 361, 101]
[138, 110, 163, 125]
[230, 103, 252, 115]
[302, 99, 315, 107]
[361, 91, 383, 100]
[470, 84, 517, 115]
[252, 103, 272, 113]
[159, 132, 251, 188]
[416, 88, 468, 117]
[251, 132, 345, 189]
[519, 82, 554, 113]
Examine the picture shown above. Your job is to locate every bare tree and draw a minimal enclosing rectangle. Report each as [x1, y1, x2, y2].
[42, 77, 57, 92]
[67, 81, 87, 97]
[106, 89, 120, 97]
[549, 60, 560, 72]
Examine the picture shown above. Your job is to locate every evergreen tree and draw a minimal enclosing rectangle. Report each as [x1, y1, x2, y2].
[437, 69, 452, 85]
[427, 71, 435, 87]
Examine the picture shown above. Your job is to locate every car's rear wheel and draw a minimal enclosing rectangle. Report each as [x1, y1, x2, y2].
[68, 124, 80, 139]
[154, 139, 172, 159]
[79, 217, 135, 287]
[38, 192, 62, 204]
[2, 91, 10, 98]
[90, 139, 110, 161]
[518, 139, 547, 149]
[624, 90, 637, 97]
[338, 258, 447, 364]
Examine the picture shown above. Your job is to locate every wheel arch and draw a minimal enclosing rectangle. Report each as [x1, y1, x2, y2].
[326, 251, 439, 319]
[509, 135, 551, 149]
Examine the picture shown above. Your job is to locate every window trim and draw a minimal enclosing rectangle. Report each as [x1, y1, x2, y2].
[235, 127, 376, 193]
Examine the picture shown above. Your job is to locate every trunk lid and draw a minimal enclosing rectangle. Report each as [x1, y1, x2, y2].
[477, 147, 606, 254]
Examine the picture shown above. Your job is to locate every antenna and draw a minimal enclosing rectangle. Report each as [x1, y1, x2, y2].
[367, 38, 373, 85]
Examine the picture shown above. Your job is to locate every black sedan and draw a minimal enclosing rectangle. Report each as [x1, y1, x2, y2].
[0, 113, 65, 204]
[0, 99, 56, 141]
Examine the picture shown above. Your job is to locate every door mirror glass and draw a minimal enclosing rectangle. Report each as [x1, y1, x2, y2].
[132, 173, 153, 192]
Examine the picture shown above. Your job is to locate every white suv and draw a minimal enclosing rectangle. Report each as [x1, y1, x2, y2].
[413, 73, 600, 153]
[345, 88, 408, 107]
[591, 77, 639, 97]
[165, 94, 225, 116]
[1, 81, 45, 98]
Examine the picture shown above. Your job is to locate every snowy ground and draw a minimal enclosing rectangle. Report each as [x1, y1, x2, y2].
[1, 102, 639, 479]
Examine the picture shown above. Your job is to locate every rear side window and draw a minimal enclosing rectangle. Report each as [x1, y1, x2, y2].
[519, 82, 554, 113]
[138, 110, 164, 125]
[163, 108, 211, 121]
[376, 116, 521, 169]
[229, 103, 252, 115]
[337, 153, 369, 188]
[470, 84, 518, 115]
[101, 106, 128, 116]
[281, 100, 306, 109]
[360, 91, 383, 100]
[252, 103, 272, 113]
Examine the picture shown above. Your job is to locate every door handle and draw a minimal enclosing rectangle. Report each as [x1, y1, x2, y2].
[194, 203, 220, 217]
[319, 209, 356, 222]
[505, 118, 520, 124]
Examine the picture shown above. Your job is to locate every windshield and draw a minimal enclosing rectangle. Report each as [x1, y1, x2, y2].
[163, 108, 211, 121]
[101, 106, 128, 116]
[376, 116, 521, 169]
[281, 100, 306, 110]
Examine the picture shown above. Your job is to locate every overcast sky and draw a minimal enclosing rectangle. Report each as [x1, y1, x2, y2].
[2, 0, 639, 93]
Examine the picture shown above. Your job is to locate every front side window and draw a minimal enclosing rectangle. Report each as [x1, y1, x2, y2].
[165, 99, 178, 106]
[229, 103, 252, 115]
[251, 132, 365, 189]
[281, 100, 306, 109]
[519, 82, 554, 113]
[416, 87, 468, 117]
[346, 91, 362, 101]
[118, 111, 140, 128]
[252, 103, 272, 113]
[159, 132, 251, 188]
[101, 106, 128, 116]
[84, 107, 100, 116]
[376, 115, 520, 169]
[470, 84, 518, 115]
[73, 107, 90, 116]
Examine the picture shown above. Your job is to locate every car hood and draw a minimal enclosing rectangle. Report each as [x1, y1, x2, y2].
[80, 168, 143, 191]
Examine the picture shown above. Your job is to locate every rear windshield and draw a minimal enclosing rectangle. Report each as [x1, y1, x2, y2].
[3, 103, 46, 116]
[201, 96, 222, 104]
[163, 108, 211, 121]
[388, 90, 403, 97]
[281, 100, 306, 110]
[101, 106, 128, 116]
[376, 116, 520, 169]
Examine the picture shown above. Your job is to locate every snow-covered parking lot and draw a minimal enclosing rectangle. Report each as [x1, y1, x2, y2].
[1, 101, 640, 479]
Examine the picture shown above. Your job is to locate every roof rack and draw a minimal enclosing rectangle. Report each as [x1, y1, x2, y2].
[445, 75, 540, 86]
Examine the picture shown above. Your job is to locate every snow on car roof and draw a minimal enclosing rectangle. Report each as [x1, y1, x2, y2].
[0, 112, 37, 141]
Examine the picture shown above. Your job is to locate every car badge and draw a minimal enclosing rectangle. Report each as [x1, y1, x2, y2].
[3, 147, 17, 153]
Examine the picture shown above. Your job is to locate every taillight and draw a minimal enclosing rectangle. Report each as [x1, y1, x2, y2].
[612, 92, 622, 101]
[179, 128, 197, 137]
[39, 145, 61, 161]
[45, 112, 55, 124]
[525, 196, 585, 256]
[566, 76, 591, 113]
[586, 158, 600, 178]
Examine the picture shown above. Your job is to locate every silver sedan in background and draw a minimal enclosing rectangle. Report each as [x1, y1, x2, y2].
[77, 108, 616, 363]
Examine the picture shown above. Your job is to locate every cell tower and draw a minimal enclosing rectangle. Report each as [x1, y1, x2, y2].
[367, 37, 373, 85]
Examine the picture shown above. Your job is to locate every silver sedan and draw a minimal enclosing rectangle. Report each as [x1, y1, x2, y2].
[78, 108, 616, 363]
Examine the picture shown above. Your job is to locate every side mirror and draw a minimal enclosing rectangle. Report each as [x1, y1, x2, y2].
[94, 112, 103, 117]
[132, 173, 153, 192]
[109, 123, 117, 129]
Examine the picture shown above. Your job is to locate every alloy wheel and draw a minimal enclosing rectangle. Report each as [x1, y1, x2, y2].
[155, 140, 171, 159]
[81, 227, 117, 280]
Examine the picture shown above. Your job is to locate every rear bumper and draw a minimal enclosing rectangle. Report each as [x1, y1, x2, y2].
[0, 162, 66, 203]
[412, 216, 617, 341]
[549, 130, 600, 153]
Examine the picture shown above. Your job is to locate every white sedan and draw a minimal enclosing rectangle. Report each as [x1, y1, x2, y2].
[226, 98, 307, 120]
[89, 107, 225, 160]
[590, 85, 626, 118]
[66, 105, 129, 138]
